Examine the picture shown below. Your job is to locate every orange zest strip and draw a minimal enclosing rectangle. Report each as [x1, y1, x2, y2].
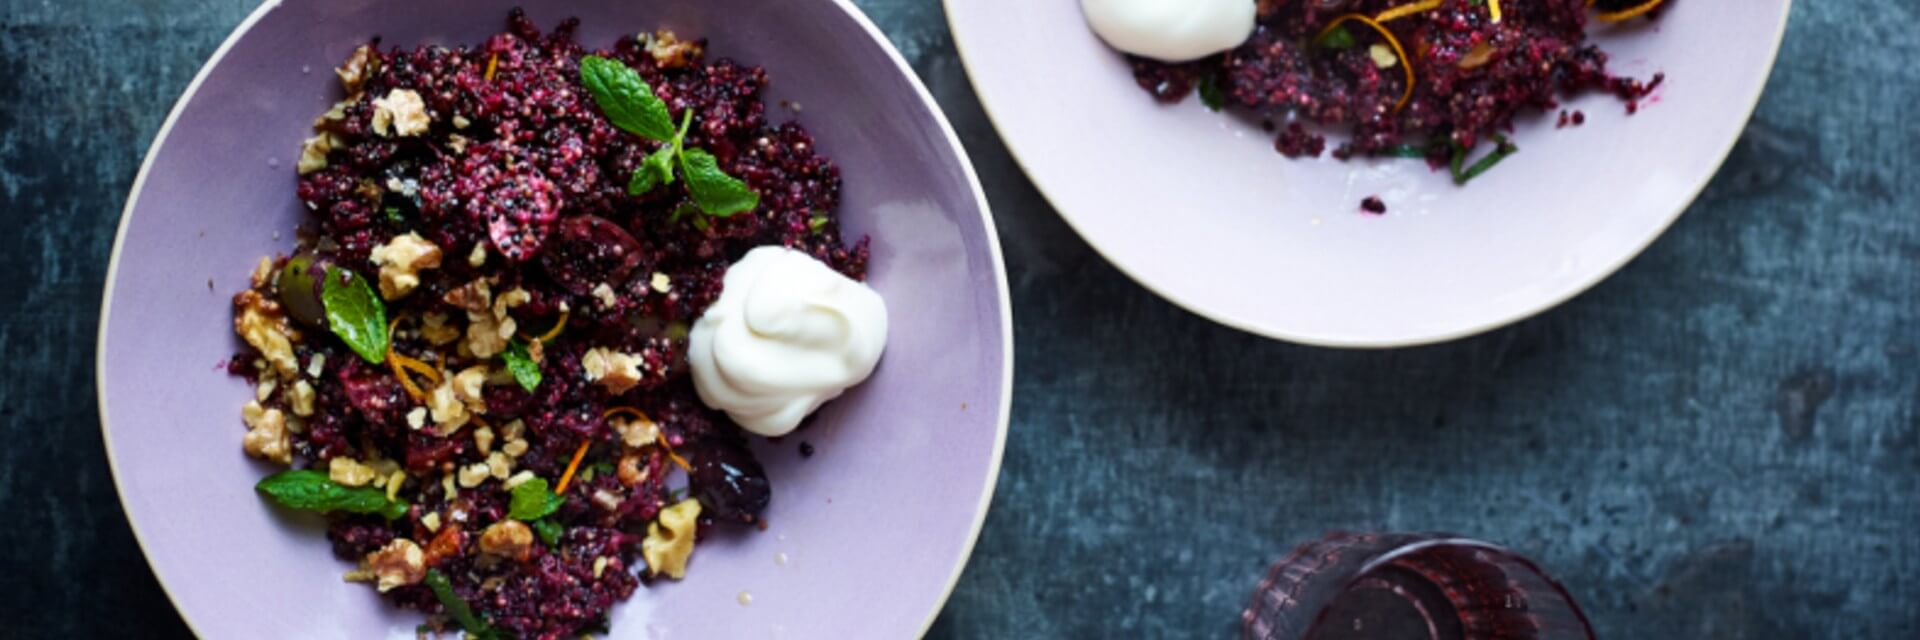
[384, 315, 431, 402]
[554, 439, 591, 495]
[602, 407, 692, 472]
[658, 435, 692, 473]
[1319, 14, 1416, 112]
[603, 406, 648, 422]
[1595, 0, 1664, 22]
[1375, 0, 1441, 23]
[484, 53, 500, 82]
[521, 309, 570, 343]
[389, 353, 442, 400]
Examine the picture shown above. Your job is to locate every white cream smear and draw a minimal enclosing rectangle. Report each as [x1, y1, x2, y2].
[688, 246, 888, 437]
[1082, 0, 1257, 62]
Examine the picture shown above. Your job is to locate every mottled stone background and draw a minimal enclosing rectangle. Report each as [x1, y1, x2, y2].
[2, 0, 1914, 638]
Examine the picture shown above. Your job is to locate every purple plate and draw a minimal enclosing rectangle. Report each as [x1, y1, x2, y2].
[96, 0, 1011, 636]
[947, 1, 1790, 346]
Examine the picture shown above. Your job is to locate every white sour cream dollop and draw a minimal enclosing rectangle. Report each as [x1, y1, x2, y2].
[688, 246, 888, 437]
[1082, 0, 1256, 62]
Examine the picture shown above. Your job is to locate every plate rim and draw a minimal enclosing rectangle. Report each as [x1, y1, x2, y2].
[943, 0, 1793, 348]
[92, 0, 1015, 635]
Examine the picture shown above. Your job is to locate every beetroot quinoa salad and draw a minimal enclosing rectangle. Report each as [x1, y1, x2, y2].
[1128, 0, 1672, 185]
[227, 9, 877, 638]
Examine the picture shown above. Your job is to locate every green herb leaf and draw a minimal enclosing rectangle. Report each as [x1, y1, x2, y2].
[256, 469, 408, 520]
[628, 145, 679, 195]
[425, 569, 499, 640]
[807, 213, 829, 235]
[1382, 144, 1430, 159]
[1197, 76, 1226, 112]
[1316, 24, 1357, 50]
[1453, 133, 1517, 185]
[384, 206, 404, 224]
[679, 149, 759, 217]
[531, 518, 564, 548]
[508, 477, 566, 521]
[320, 267, 387, 363]
[501, 339, 542, 392]
[579, 56, 676, 141]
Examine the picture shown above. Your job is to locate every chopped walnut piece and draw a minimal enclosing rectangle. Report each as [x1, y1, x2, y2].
[368, 233, 443, 300]
[371, 88, 430, 138]
[591, 488, 625, 512]
[420, 313, 461, 346]
[641, 30, 703, 69]
[446, 280, 525, 358]
[479, 520, 534, 562]
[288, 380, 316, 417]
[486, 451, 513, 480]
[329, 457, 378, 487]
[366, 539, 426, 592]
[335, 44, 378, 94]
[234, 290, 300, 379]
[611, 413, 659, 448]
[250, 257, 275, 287]
[502, 470, 536, 490]
[474, 425, 496, 456]
[643, 499, 702, 579]
[591, 283, 618, 309]
[241, 401, 292, 465]
[427, 376, 471, 435]
[457, 462, 491, 488]
[452, 365, 488, 407]
[297, 132, 345, 175]
[581, 347, 645, 395]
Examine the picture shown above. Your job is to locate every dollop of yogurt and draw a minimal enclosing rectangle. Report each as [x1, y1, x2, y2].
[688, 246, 888, 437]
[1082, 0, 1256, 62]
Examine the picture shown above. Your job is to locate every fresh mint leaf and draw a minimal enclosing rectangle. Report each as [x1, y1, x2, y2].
[256, 469, 408, 520]
[579, 56, 676, 141]
[628, 145, 679, 195]
[679, 148, 759, 217]
[531, 518, 563, 548]
[508, 477, 566, 521]
[425, 569, 499, 640]
[502, 339, 542, 392]
[807, 213, 829, 235]
[1198, 76, 1226, 112]
[1316, 24, 1357, 50]
[320, 267, 387, 363]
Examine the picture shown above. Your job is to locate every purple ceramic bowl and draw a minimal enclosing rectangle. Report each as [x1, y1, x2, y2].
[947, 0, 1791, 347]
[96, 0, 1011, 636]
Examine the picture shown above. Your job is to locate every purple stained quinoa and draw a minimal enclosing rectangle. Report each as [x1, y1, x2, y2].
[231, 9, 868, 639]
[1129, 0, 1667, 172]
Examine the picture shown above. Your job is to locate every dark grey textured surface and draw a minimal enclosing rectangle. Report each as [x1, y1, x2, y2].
[3, 1, 1916, 638]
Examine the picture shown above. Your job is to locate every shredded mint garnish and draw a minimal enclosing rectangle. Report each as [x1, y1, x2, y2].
[581, 55, 758, 218]
[255, 469, 407, 520]
[1198, 76, 1226, 112]
[501, 339, 541, 392]
[508, 477, 566, 521]
[320, 267, 387, 363]
[425, 569, 499, 640]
